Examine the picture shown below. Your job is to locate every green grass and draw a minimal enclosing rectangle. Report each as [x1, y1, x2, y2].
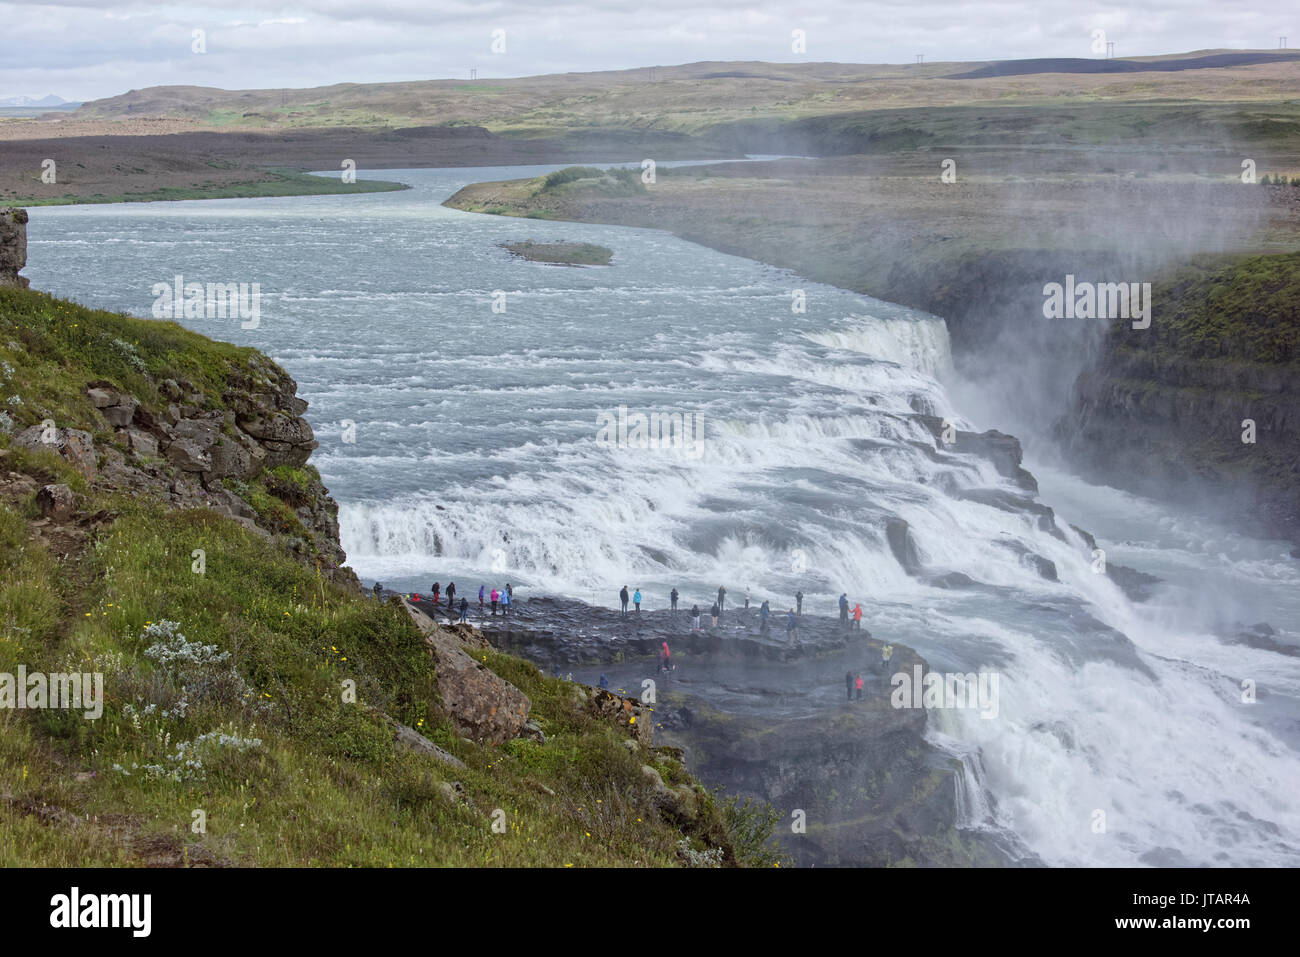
[535, 166, 646, 198]
[1128, 252, 1300, 364]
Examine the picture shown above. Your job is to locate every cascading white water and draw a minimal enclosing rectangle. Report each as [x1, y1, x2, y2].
[24, 164, 1300, 867]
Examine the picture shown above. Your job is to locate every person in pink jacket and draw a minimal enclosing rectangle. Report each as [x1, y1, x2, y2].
[490, 588, 500, 616]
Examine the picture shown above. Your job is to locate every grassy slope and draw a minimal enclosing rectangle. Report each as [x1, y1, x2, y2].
[1127, 252, 1300, 365]
[0, 287, 773, 867]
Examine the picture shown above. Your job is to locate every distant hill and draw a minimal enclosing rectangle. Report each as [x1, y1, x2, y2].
[0, 94, 74, 107]
[63, 51, 1300, 136]
[947, 50, 1300, 79]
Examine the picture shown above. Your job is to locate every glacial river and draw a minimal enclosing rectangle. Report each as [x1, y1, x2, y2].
[24, 164, 1300, 866]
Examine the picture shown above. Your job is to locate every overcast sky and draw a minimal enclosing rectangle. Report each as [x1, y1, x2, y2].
[3, 1, 1294, 102]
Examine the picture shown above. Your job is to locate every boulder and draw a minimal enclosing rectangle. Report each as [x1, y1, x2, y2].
[101, 396, 139, 428]
[210, 488, 257, 521]
[125, 429, 159, 458]
[390, 719, 467, 768]
[403, 603, 530, 745]
[587, 687, 654, 745]
[205, 434, 261, 480]
[86, 388, 115, 408]
[237, 412, 314, 447]
[885, 517, 923, 575]
[35, 484, 75, 522]
[86, 386, 139, 427]
[172, 417, 221, 450]
[260, 439, 314, 469]
[165, 436, 211, 472]
[13, 425, 97, 480]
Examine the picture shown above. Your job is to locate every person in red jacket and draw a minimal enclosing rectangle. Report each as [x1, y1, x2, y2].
[852, 603, 863, 631]
[855, 673, 864, 699]
[490, 587, 500, 616]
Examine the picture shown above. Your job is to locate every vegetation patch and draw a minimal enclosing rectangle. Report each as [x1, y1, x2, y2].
[500, 240, 613, 266]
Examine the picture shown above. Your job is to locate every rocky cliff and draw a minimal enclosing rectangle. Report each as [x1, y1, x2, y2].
[9, 359, 356, 588]
[0, 208, 28, 287]
[1055, 252, 1300, 546]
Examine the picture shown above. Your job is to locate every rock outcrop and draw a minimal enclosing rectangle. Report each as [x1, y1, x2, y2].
[403, 602, 532, 745]
[11, 366, 352, 587]
[0, 208, 28, 288]
[1054, 252, 1300, 546]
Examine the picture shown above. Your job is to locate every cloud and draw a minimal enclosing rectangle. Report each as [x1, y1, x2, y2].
[1, 1, 1292, 102]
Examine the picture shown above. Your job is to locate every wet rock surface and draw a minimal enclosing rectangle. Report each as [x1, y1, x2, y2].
[410, 594, 859, 665]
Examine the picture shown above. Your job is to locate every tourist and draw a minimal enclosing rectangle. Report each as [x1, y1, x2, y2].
[490, 587, 499, 616]
[759, 599, 770, 637]
[478, 584, 485, 612]
[599, 673, 609, 690]
[710, 601, 720, 628]
[845, 670, 854, 702]
[446, 581, 456, 607]
[717, 585, 727, 617]
[786, 608, 798, 644]
[852, 602, 863, 631]
[855, 673, 864, 700]
[633, 588, 642, 613]
[501, 586, 511, 617]
[372, 581, 383, 598]
[620, 585, 630, 616]
[660, 641, 671, 673]
[670, 586, 679, 615]
[839, 592, 849, 627]
[691, 604, 701, 631]
[458, 597, 469, 623]
[795, 589, 803, 616]
[880, 643, 894, 673]
[431, 582, 440, 606]
[506, 582, 513, 602]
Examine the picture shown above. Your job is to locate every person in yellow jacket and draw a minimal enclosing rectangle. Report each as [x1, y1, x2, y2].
[879, 642, 894, 674]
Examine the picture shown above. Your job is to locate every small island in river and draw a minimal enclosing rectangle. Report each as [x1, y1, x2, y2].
[500, 240, 613, 266]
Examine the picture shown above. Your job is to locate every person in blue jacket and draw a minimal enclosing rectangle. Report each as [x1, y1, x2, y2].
[633, 588, 642, 613]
